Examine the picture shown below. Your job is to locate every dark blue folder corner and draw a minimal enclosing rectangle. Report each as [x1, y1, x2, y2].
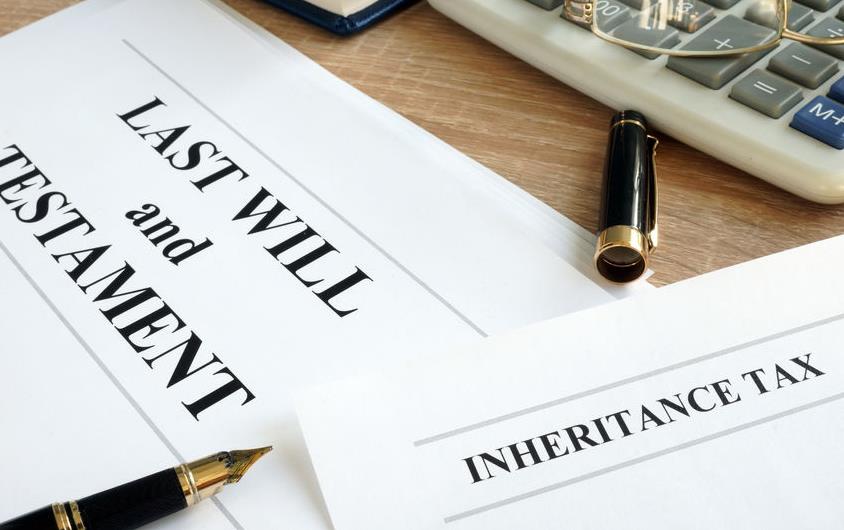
[262, 0, 419, 35]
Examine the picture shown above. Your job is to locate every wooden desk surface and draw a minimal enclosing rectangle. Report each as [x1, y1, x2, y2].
[3, 0, 844, 286]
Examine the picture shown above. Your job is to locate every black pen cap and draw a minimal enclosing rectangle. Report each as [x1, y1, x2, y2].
[594, 110, 658, 283]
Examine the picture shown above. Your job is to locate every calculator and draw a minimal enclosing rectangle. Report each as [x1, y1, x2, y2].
[429, 0, 844, 203]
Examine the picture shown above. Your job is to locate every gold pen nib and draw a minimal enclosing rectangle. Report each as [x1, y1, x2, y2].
[224, 446, 273, 483]
[177, 446, 273, 505]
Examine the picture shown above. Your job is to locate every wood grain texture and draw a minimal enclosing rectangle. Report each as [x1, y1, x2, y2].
[3, 0, 843, 286]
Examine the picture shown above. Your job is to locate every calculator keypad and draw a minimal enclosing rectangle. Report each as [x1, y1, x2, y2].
[530, 0, 844, 149]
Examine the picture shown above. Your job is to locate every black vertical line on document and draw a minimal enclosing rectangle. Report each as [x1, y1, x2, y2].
[0, 241, 244, 529]
[120, 39, 487, 338]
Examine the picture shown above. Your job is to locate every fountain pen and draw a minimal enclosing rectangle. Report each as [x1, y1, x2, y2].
[0, 447, 272, 530]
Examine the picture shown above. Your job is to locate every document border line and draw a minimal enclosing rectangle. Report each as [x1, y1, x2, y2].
[443, 390, 844, 523]
[414, 311, 844, 446]
[120, 38, 487, 338]
[0, 241, 243, 529]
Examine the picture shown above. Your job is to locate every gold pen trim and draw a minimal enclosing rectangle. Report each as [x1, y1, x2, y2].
[594, 225, 650, 283]
[175, 463, 199, 506]
[610, 118, 646, 131]
[646, 134, 659, 251]
[69, 501, 86, 530]
[51, 503, 72, 530]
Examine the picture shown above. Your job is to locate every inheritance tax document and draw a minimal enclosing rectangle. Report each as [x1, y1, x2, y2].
[300, 236, 844, 530]
[0, 0, 624, 528]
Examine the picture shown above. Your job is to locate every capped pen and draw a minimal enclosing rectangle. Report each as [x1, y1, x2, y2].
[0, 447, 272, 530]
[594, 110, 659, 283]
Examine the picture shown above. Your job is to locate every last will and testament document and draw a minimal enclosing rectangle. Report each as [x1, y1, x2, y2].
[0, 0, 632, 528]
[300, 235, 844, 529]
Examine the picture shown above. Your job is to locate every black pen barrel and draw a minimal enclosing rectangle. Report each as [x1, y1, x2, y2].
[599, 110, 651, 235]
[75, 468, 187, 530]
[594, 110, 657, 283]
[0, 505, 57, 530]
[0, 468, 187, 530]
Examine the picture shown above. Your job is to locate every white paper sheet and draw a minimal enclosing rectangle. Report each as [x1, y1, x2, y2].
[0, 0, 631, 528]
[299, 235, 844, 530]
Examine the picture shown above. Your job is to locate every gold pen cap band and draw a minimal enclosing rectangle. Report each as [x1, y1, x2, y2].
[595, 225, 649, 283]
[51, 503, 71, 530]
[50, 502, 85, 530]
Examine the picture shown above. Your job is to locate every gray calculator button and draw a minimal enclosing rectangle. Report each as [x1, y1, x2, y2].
[807, 18, 844, 59]
[615, 0, 701, 13]
[699, 0, 740, 10]
[768, 42, 839, 88]
[592, 0, 633, 31]
[616, 0, 645, 10]
[745, 1, 814, 31]
[667, 0, 716, 32]
[730, 69, 804, 118]
[613, 18, 682, 59]
[524, 0, 564, 8]
[666, 16, 777, 89]
[794, 0, 840, 11]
